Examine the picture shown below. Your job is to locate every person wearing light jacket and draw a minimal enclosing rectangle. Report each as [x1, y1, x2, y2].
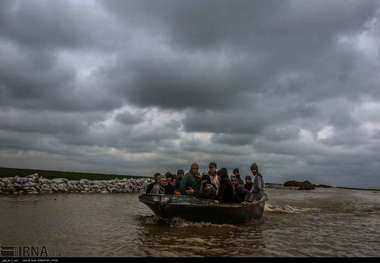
[250, 162, 264, 200]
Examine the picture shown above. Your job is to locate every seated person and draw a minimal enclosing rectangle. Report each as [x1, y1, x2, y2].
[175, 169, 185, 194]
[145, 173, 160, 193]
[146, 173, 165, 194]
[198, 173, 217, 199]
[207, 162, 219, 194]
[216, 168, 235, 203]
[232, 168, 244, 185]
[244, 176, 254, 192]
[164, 172, 176, 195]
[180, 163, 201, 195]
[231, 175, 249, 203]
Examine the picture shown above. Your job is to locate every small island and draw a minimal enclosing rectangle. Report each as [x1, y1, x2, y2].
[283, 180, 333, 190]
[283, 180, 315, 190]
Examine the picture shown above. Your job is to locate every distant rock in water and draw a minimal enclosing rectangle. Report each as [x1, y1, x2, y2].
[0, 173, 152, 195]
[283, 180, 315, 190]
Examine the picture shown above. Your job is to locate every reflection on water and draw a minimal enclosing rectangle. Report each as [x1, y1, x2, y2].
[1, 188, 380, 256]
[138, 216, 267, 256]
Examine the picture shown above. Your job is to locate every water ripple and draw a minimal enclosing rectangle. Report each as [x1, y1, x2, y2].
[1, 189, 380, 256]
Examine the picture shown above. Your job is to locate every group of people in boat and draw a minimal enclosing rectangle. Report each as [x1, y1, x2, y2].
[145, 162, 264, 203]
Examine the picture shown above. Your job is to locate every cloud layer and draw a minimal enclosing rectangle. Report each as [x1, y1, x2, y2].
[1, 0, 380, 188]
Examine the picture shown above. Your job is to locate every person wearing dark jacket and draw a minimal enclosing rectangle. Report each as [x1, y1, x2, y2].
[198, 172, 217, 199]
[164, 172, 176, 195]
[207, 162, 219, 192]
[146, 173, 161, 194]
[232, 168, 244, 185]
[180, 163, 201, 195]
[244, 175, 254, 192]
[198, 162, 218, 199]
[175, 169, 184, 192]
[216, 168, 235, 203]
[231, 175, 249, 203]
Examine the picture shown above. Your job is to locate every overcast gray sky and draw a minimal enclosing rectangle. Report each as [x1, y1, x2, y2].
[1, 0, 380, 188]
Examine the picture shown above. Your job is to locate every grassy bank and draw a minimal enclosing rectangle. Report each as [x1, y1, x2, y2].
[0, 167, 150, 181]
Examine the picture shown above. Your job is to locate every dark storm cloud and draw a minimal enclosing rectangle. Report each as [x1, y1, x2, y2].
[0, 110, 97, 135]
[0, 42, 123, 111]
[0, 0, 379, 187]
[0, 0, 117, 51]
[0, 129, 83, 157]
[182, 98, 319, 135]
[103, 0, 284, 51]
[99, 49, 262, 111]
[101, 0, 379, 120]
[103, 0, 377, 51]
[0, 41, 74, 110]
[0, 0, 125, 112]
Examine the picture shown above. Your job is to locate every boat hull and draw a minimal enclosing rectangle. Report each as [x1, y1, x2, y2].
[139, 194, 266, 224]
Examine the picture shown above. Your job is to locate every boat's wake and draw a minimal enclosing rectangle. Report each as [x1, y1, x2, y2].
[137, 215, 167, 225]
[265, 203, 320, 214]
[136, 203, 320, 227]
[137, 215, 238, 228]
[170, 217, 238, 228]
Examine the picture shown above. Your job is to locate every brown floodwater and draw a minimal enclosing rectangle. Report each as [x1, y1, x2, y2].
[1, 188, 379, 256]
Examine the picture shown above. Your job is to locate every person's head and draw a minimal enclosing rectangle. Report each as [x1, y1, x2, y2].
[190, 162, 200, 175]
[217, 168, 228, 180]
[177, 169, 184, 179]
[250, 163, 259, 176]
[153, 172, 161, 182]
[165, 172, 176, 185]
[165, 172, 173, 183]
[245, 175, 252, 184]
[230, 175, 239, 186]
[170, 177, 176, 185]
[159, 176, 168, 186]
[233, 168, 240, 177]
[208, 162, 217, 175]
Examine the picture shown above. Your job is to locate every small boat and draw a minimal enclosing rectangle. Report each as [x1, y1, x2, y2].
[138, 193, 267, 224]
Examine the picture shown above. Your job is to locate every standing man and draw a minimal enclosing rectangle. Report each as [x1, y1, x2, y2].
[250, 163, 264, 199]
